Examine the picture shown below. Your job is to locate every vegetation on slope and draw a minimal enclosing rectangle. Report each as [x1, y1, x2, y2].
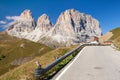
[110, 27, 120, 49]
[110, 27, 120, 40]
[99, 32, 113, 43]
[0, 45, 77, 80]
[0, 32, 53, 76]
[113, 36, 120, 49]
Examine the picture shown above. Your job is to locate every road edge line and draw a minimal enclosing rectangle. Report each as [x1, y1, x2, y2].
[55, 46, 86, 80]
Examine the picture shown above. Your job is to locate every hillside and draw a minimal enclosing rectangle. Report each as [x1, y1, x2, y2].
[0, 32, 53, 76]
[110, 27, 120, 40]
[99, 32, 113, 43]
[99, 27, 120, 49]
[0, 45, 77, 80]
[110, 27, 120, 49]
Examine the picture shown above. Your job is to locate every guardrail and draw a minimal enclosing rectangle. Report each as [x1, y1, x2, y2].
[34, 44, 110, 80]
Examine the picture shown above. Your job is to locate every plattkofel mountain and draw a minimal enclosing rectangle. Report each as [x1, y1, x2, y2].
[6, 9, 102, 47]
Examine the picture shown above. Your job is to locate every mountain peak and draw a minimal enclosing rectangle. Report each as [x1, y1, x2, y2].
[65, 8, 76, 12]
[37, 14, 50, 24]
[40, 14, 49, 18]
[20, 9, 33, 19]
[7, 9, 36, 38]
[37, 14, 52, 32]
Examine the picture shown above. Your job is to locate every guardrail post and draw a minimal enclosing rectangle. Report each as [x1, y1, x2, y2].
[34, 61, 44, 80]
[33, 44, 86, 79]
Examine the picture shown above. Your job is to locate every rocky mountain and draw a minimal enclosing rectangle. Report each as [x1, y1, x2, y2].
[39, 9, 102, 47]
[37, 14, 52, 33]
[7, 10, 36, 38]
[24, 14, 53, 42]
[6, 9, 102, 47]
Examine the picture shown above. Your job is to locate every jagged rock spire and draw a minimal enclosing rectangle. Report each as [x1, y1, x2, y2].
[37, 14, 52, 33]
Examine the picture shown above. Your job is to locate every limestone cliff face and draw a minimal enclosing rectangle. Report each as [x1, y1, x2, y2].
[20, 10, 33, 19]
[6, 9, 102, 47]
[40, 9, 102, 47]
[7, 10, 36, 38]
[54, 9, 101, 37]
[25, 14, 53, 42]
[37, 14, 52, 33]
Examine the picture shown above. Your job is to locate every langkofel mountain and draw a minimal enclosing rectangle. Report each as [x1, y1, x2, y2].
[6, 9, 102, 47]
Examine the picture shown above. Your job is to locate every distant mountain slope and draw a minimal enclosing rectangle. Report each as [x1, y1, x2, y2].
[0, 32, 53, 75]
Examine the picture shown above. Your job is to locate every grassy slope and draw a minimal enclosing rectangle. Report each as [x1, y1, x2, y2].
[99, 32, 113, 43]
[110, 27, 120, 40]
[0, 32, 53, 76]
[110, 27, 120, 49]
[0, 45, 77, 80]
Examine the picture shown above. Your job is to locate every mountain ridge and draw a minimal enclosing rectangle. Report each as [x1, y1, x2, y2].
[6, 9, 102, 47]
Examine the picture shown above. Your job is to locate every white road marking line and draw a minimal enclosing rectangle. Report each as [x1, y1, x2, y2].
[55, 47, 86, 80]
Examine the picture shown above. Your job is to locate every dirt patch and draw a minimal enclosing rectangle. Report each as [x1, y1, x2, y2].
[11, 57, 34, 65]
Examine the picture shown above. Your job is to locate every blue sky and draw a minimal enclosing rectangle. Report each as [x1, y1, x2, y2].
[0, 0, 120, 34]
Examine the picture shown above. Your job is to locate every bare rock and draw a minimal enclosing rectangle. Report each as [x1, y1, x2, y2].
[40, 9, 102, 46]
[7, 9, 36, 38]
[37, 14, 52, 33]
[6, 9, 102, 47]
[24, 14, 53, 42]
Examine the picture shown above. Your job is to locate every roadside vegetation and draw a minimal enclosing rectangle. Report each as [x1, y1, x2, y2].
[0, 32, 53, 76]
[0, 40, 77, 80]
[40, 45, 84, 80]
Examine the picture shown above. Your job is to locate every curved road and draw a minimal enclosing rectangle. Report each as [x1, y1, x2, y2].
[53, 46, 120, 80]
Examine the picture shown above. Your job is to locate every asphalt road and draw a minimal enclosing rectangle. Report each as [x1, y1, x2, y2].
[52, 46, 120, 80]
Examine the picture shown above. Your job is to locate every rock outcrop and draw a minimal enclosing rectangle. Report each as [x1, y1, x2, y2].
[7, 10, 36, 38]
[39, 9, 102, 47]
[6, 9, 102, 47]
[54, 9, 102, 37]
[37, 14, 52, 33]
[25, 14, 53, 42]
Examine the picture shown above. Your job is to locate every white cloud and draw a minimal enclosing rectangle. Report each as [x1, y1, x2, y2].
[0, 16, 21, 30]
[5, 22, 15, 27]
[0, 21, 15, 30]
[6, 16, 21, 21]
[0, 21, 7, 24]
[1, 15, 32, 30]
[6, 16, 31, 22]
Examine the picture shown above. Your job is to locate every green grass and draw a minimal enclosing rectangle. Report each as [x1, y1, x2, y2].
[112, 36, 120, 50]
[0, 45, 77, 80]
[0, 32, 77, 80]
[0, 32, 53, 76]
[41, 47, 83, 80]
[110, 27, 120, 40]
[110, 27, 120, 50]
